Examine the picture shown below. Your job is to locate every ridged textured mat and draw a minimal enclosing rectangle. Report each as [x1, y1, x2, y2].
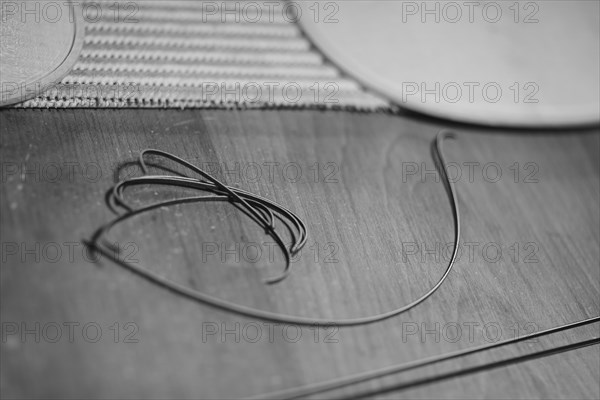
[16, 0, 391, 110]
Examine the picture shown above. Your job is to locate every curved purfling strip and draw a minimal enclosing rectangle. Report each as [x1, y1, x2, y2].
[88, 131, 460, 325]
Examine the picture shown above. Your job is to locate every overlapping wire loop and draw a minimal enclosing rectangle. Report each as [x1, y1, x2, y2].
[89, 149, 308, 284]
[88, 131, 460, 326]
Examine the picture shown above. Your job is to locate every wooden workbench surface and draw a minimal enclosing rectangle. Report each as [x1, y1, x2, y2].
[1, 109, 598, 399]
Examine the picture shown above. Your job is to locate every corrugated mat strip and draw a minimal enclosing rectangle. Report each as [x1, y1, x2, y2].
[17, 0, 391, 110]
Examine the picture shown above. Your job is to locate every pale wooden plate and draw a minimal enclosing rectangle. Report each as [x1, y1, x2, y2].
[0, 1, 84, 107]
[298, 0, 600, 127]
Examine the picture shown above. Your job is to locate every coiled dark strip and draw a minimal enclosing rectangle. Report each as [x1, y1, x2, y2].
[87, 131, 459, 326]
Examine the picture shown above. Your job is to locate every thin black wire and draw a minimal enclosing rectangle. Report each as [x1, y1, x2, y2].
[135, 151, 309, 253]
[347, 337, 600, 399]
[87, 130, 461, 326]
[90, 151, 307, 284]
[86, 133, 599, 398]
[251, 316, 600, 399]
[109, 176, 307, 254]
[138, 149, 275, 231]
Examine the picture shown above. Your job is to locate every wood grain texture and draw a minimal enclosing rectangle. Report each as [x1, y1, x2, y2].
[0, 109, 599, 399]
